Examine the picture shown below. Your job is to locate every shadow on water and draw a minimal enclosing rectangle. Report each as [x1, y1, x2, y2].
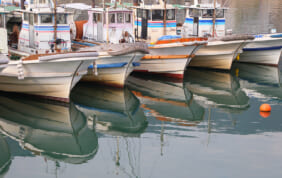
[71, 83, 148, 137]
[0, 93, 98, 165]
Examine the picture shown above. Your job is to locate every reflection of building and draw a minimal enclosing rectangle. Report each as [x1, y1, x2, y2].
[0, 94, 98, 165]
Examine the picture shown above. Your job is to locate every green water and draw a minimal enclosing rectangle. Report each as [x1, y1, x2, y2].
[0, 61, 282, 178]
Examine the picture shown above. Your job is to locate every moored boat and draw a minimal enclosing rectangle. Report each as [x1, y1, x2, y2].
[182, 2, 254, 70]
[66, 4, 149, 87]
[133, 1, 207, 78]
[239, 33, 282, 66]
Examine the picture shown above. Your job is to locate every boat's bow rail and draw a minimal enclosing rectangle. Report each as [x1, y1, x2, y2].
[79, 42, 149, 56]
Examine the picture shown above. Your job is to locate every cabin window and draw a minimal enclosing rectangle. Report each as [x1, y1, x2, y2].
[56, 14, 67, 24]
[137, 9, 142, 18]
[125, 13, 131, 23]
[109, 13, 115, 23]
[166, 9, 175, 20]
[40, 14, 52, 24]
[0, 14, 4, 28]
[39, 0, 46, 3]
[93, 13, 97, 23]
[117, 13, 124, 23]
[202, 9, 214, 18]
[152, 10, 163, 21]
[97, 14, 102, 22]
[34, 14, 38, 24]
[189, 8, 201, 17]
[29, 14, 34, 25]
[24, 13, 29, 21]
[216, 9, 224, 18]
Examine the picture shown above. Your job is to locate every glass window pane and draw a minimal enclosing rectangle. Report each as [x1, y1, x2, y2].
[166, 9, 175, 20]
[117, 13, 124, 23]
[93, 13, 97, 23]
[56, 14, 67, 24]
[24, 13, 29, 21]
[216, 9, 224, 18]
[152, 10, 164, 21]
[189, 8, 201, 17]
[40, 14, 52, 23]
[0, 14, 4, 28]
[34, 14, 38, 24]
[109, 13, 115, 23]
[202, 9, 214, 18]
[125, 13, 131, 23]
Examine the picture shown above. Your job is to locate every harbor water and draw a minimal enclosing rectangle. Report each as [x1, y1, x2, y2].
[0, 1, 282, 178]
[0, 59, 282, 178]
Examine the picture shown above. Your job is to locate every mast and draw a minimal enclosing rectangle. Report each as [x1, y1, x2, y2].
[53, 0, 57, 50]
[212, 0, 216, 37]
[163, 0, 167, 36]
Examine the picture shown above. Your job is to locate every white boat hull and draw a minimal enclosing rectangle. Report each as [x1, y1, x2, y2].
[134, 45, 201, 78]
[189, 40, 246, 70]
[0, 58, 93, 101]
[239, 37, 282, 66]
[81, 52, 145, 87]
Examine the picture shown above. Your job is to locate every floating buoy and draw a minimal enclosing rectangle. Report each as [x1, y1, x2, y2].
[260, 111, 271, 118]
[260, 104, 271, 112]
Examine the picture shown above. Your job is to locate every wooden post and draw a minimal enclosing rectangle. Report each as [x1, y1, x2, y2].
[53, 0, 57, 50]
[212, 0, 216, 37]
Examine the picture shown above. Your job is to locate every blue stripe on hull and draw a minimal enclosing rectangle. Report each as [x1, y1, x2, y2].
[88, 62, 128, 69]
[243, 46, 282, 51]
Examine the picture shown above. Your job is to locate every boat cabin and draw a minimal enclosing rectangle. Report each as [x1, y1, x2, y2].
[83, 7, 133, 44]
[0, 8, 8, 54]
[18, 2, 72, 54]
[182, 4, 227, 37]
[134, 3, 177, 43]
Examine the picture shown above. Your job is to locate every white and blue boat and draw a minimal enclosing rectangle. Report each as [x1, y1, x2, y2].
[239, 33, 282, 66]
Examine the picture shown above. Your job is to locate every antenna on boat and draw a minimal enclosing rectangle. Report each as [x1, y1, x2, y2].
[212, 0, 216, 37]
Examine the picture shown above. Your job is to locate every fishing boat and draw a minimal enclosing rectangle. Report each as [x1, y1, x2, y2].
[71, 83, 148, 136]
[0, 2, 103, 102]
[184, 68, 249, 112]
[64, 3, 149, 87]
[133, 1, 208, 78]
[0, 93, 98, 164]
[127, 74, 205, 126]
[182, 1, 254, 70]
[239, 33, 282, 66]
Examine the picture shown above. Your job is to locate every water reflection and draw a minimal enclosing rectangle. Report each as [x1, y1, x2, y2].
[71, 83, 148, 136]
[232, 63, 282, 103]
[127, 74, 205, 127]
[184, 68, 250, 113]
[0, 93, 98, 164]
[0, 134, 11, 178]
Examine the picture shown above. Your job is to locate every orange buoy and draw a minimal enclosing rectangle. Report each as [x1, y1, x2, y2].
[260, 111, 271, 118]
[260, 104, 271, 112]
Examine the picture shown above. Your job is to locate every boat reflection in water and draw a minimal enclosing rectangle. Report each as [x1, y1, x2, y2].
[71, 83, 148, 136]
[127, 73, 205, 126]
[184, 68, 249, 113]
[0, 93, 98, 164]
[0, 134, 11, 178]
[232, 63, 282, 102]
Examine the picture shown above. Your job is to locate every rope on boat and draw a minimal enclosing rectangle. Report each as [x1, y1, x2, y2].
[17, 60, 24, 80]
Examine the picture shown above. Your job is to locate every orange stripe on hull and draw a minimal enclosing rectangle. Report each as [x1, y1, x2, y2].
[142, 55, 194, 60]
[155, 37, 208, 45]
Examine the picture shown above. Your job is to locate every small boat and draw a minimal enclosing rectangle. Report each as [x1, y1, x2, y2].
[239, 33, 282, 66]
[127, 73, 205, 126]
[133, 1, 208, 78]
[0, 93, 98, 164]
[0, 4, 102, 102]
[71, 83, 148, 136]
[65, 4, 149, 87]
[182, 2, 254, 70]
